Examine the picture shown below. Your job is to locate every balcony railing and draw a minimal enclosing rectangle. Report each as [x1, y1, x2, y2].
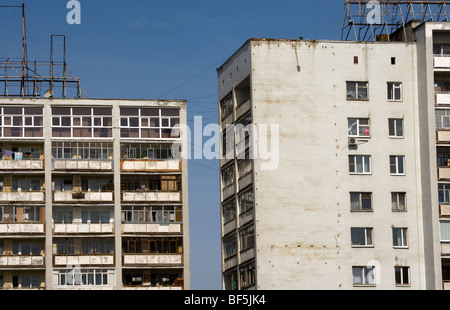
[122, 254, 183, 266]
[0, 191, 45, 202]
[53, 254, 114, 266]
[121, 160, 181, 172]
[0, 255, 45, 267]
[53, 191, 114, 203]
[122, 223, 182, 234]
[53, 223, 114, 234]
[123, 285, 183, 290]
[0, 160, 43, 170]
[53, 160, 113, 171]
[121, 191, 181, 202]
[0, 222, 45, 234]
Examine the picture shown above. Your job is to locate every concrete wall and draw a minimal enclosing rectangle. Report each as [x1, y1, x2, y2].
[218, 38, 441, 289]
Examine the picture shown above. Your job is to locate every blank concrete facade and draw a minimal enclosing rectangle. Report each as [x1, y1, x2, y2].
[218, 22, 450, 290]
[0, 98, 189, 290]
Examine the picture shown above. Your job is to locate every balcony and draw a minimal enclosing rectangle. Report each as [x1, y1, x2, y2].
[122, 254, 182, 266]
[0, 255, 45, 267]
[53, 223, 114, 234]
[439, 167, 450, 180]
[123, 285, 183, 290]
[0, 191, 44, 203]
[121, 160, 181, 172]
[0, 160, 43, 170]
[121, 191, 181, 203]
[53, 255, 114, 266]
[53, 191, 113, 203]
[441, 242, 450, 255]
[53, 160, 112, 171]
[0, 223, 45, 234]
[122, 223, 182, 234]
[440, 204, 450, 218]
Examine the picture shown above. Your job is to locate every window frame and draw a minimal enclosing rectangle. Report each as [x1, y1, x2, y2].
[395, 266, 410, 286]
[346, 81, 369, 101]
[349, 155, 372, 175]
[350, 192, 373, 212]
[390, 155, 406, 176]
[391, 192, 407, 212]
[348, 118, 370, 138]
[387, 82, 403, 101]
[389, 118, 404, 138]
[351, 227, 374, 247]
[352, 266, 376, 286]
[392, 227, 409, 248]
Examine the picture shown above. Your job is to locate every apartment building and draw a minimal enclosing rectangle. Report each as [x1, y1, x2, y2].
[0, 98, 189, 290]
[217, 23, 450, 290]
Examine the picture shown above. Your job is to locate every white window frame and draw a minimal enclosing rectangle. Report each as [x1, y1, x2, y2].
[390, 155, 406, 175]
[348, 118, 370, 138]
[393, 227, 408, 248]
[349, 155, 371, 175]
[388, 82, 402, 101]
[351, 227, 374, 247]
[352, 266, 376, 286]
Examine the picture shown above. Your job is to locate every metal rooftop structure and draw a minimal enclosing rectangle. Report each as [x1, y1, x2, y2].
[342, 0, 450, 41]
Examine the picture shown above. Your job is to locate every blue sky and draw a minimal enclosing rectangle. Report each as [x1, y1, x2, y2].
[0, 0, 343, 290]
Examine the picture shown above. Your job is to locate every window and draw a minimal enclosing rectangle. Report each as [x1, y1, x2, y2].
[120, 107, 180, 139]
[0, 106, 44, 138]
[347, 82, 368, 100]
[350, 192, 372, 211]
[352, 266, 375, 286]
[239, 263, 256, 289]
[348, 118, 370, 137]
[121, 206, 181, 224]
[351, 228, 373, 247]
[57, 269, 113, 287]
[221, 92, 233, 120]
[395, 266, 410, 286]
[239, 225, 255, 251]
[392, 193, 407, 212]
[436, 109, 450, 129]
[222, 200, 236, 224]
[439, 184, 450, 204]
[223, 235, 237, 259]
[438, 148, 450, 167]
[349, 155, 371, 174]
[393, 227, 408, 248]
[52, 107, 113, 139]
[440, 221, 450, 241]
[391, 57, 396, 65]
[389, 119, 404, 138]
[434, 44, 450, 56]
[238, 189, 254, 215]
[388, 82, 402, 101]
[390, 156, 405, 175]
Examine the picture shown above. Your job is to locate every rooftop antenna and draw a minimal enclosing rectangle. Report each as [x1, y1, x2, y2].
[0, 2, 86, 98]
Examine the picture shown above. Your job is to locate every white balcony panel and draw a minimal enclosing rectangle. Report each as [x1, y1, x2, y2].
[122, 223, 181, 234]
[53, 160, 112, 171]
[0, 255, 44, 266]
[53, 223, 114, 234]
[442, 242, 450, 255]
[437, 93, 450, 105]
[53, 255, 114, 266]
[123, 286, 183, 290]
[0, 160, 43, 170]
[123, 254, 182, 266]
[440, 167, 450, 180]
[122, 192, 180, 202]
[224, 256, 237, 271]
[223, 220, 236, 236]
[236, 99, 251, 120]
[121, 160, 181, 171]
[0, 192, 44, 202]
[0, 223, 44, 234]
[53, 191, 113, 202]
[438, 130, 450, 143]
[435, 56, 450, 68]
[240, 247, 255, 264]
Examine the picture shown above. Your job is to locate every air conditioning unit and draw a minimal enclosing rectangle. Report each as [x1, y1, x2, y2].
[348, 138, 358, 146]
